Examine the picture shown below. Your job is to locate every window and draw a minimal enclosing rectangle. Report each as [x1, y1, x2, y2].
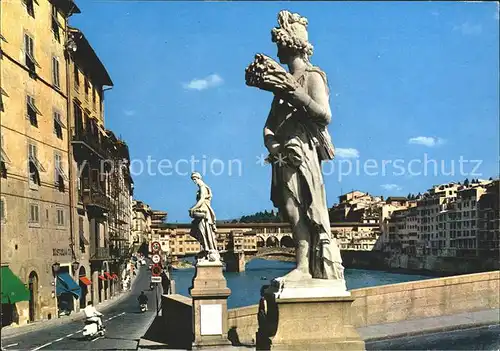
[1, 135, 9, 178]
[24, 34, 37, 74]
[74, 65, 80, 90]
[29, 203, 39, 223]
[52, 56, 60, 88]
[84, 77, 89, 99]
[92, 87, 96, 110]
[53, 110, 65, 139]
[0, 87, 7, 112]
[28, 143, 43, 186]
[57, 208, 64, 226]
[54, 152, 65, 191]
[51, 5, 60, 42]
[27, 95, 41, 127]
[0, 198, 5, 221]
[24, 0, 35, 18]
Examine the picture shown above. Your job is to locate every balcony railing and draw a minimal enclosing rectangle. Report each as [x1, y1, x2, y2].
[82, 188, 112, 212]
[90, 247, 110, 260]
[110, 247, 129, 259]
[72, 128, 110, 159]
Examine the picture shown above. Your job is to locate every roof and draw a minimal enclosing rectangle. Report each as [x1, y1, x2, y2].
[50, 0, 81, 15]
[386, 197, 407, 202]
[68, 27, 113, 86]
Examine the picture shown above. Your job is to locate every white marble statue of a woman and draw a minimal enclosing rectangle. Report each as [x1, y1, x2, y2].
[189, 172, 220, 262]
[246, 10, 347, 295]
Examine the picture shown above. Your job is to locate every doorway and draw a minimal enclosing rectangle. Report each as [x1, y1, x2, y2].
[28, 271, 39, 322]
[78, 266, 88, 309]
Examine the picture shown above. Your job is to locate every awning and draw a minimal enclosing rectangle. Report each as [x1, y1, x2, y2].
[104, 272, 112, 280]
[79, 276, 91, 286]
[56, 272, 81, 299]
[1, 267, 30, 304]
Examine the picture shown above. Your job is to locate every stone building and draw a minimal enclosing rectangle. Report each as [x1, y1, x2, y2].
[477, 179, 500, 259]
[384, 179, 498, 259]
[150, 209, 169, 254]
[162, 222, 380, 259]
[68, 26, 132, 306]
[131, 200, 153, 249]
[1, 0, 132, 326]
[1, 0, 83, 325]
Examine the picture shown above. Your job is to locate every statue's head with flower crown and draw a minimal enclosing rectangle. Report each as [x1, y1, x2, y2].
[272, 10, 314, 65]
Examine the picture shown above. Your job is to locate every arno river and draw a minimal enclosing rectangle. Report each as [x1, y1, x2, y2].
[171, 259, 432, 308]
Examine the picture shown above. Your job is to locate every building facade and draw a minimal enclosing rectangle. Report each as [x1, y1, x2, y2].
[131, 200, 153, 249]
[1, 0, 132, 326]
[161, 222, 381, 259]
[1, 0, 83, 325]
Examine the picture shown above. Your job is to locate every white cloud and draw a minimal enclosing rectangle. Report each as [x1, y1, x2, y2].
[123, 109, 136, 117]
[335, 148, 360, 158]
[381, 184, 402, 192]
[453, 22, 482, 35]
[408, 136, 445, 147]
[183, 74, 223, 91]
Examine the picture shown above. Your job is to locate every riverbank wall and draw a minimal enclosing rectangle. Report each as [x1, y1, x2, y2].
[223, 270, 500, 345]
[340, 250, 499, 276]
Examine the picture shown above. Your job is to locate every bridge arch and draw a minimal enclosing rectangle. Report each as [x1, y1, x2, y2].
[256, 236, 265, 248]
[280, 235, 294, 248]
[266, 236, 279, 248]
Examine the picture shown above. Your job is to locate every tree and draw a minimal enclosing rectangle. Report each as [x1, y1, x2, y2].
[464, 178, 469, 186]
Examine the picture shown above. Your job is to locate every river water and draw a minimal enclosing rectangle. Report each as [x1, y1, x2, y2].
[171, 259, 432, 308]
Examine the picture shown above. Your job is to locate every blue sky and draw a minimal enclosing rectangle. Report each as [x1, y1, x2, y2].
[71, 1, 499, 222]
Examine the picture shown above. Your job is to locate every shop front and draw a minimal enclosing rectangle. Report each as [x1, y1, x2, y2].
[56, 272, 81, 316]
[1, 265, 31, 327]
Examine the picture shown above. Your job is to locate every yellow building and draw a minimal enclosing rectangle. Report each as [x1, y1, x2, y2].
[1, 0, 83, 325]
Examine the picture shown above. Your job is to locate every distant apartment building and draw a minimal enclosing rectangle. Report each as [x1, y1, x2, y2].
[162, 222, 380, 258]
[150, 209, 169, 254]
[131, 200, 152, 248]
[477, 180, 500, 259]
[382, 179, 498, 260]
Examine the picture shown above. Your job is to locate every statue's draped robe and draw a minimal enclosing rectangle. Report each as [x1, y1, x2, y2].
[190, 185, 217, 252]
[266, 67, 344, 280]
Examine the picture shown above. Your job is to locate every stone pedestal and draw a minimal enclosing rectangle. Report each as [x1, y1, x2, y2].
[256, 279, 365, 350]
[189, 260, 232, 349]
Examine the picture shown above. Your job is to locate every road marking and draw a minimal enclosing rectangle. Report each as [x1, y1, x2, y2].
[91, 336, 104, 342]
[31, 341, 53, 351]
[3, 343, 19, 349]
[29, 312, 127, 350]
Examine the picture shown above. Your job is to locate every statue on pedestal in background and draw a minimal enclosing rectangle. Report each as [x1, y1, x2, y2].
[189, 172, 220, 262]
[245, 10, 346, 290]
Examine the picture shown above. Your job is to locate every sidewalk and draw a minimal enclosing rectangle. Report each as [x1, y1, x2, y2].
[358, 308, 500, 341]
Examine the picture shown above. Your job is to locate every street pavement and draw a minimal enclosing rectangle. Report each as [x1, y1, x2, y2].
[366, 324, 500, 350]
[1, 265, 159, 351]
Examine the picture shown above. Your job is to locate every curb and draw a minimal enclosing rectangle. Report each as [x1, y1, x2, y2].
[364, 321, 500, 343]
